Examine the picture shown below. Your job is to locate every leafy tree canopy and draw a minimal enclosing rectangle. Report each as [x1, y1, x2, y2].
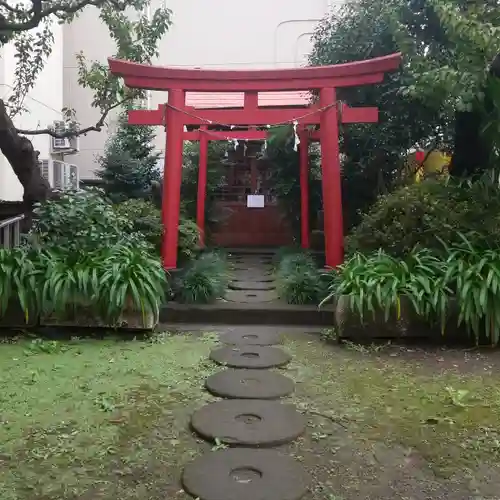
[306, 0, 500, 228]
[97, 108, 161, 203]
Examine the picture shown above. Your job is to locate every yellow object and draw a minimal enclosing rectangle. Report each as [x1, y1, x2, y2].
[407, 150, 451, 183]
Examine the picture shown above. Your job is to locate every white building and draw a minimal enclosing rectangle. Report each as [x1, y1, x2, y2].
[1, 0, 339, 201]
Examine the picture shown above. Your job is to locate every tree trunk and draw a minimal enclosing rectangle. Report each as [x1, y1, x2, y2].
[0, 99, 52, 213]
[449, 53, 500, 177]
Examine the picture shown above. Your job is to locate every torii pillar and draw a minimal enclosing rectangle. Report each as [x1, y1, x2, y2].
[162, 89, 185, 268]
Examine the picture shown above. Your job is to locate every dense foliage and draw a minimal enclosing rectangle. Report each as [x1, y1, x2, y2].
[265, 133, 323, 239]
[309, 0, 450, 228]
[97, 109, 161, 203]
[308, 0, 500, 231]
[0, 245, 167, 325]
[175, 251, 230, 304]
[323, 234, 500, 345]
[275, 250, 325, 305]
[2, 191, 168, 326]
[347, 172, 500, 257]
[399, 0, 500, 176]
[180, 141, 229, 230]
[114, 199, 163, 251]
[113, 199, 200, 263]
[30, 190, 137, 253]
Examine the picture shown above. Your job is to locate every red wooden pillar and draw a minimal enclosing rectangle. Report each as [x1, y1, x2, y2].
[320, 87, 343, 267]
[196, 127, 208, 247]
[162, 89, 185, 269]
[299, 130, 310, 249]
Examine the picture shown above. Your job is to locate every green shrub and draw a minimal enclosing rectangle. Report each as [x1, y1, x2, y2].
[441, 234, 500, 345]
[272, 246, 303, 268]
[277, 252, 317, 274]
[31, 190, 138, 253]
[178, 217, 201, 263]
[96, 108, 161, 203]
[115, 198, 200, 262]
[322, 248, 449, 323]
[0, 248, 41, 322]
[322, 237, 500, 345]
[275, 251, 324, 305]
[34, 192, 200, 264]
[176, 252, 229, 304]
[347, 173, 500, 256]
[96, 245, 167, 322]
[0, 245, 167, 324]
[114, 199, 163, 251]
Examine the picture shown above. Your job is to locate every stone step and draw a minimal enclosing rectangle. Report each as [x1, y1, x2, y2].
[160, 301, 333, 326]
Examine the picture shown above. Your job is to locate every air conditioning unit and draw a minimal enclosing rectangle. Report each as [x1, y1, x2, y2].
[50, 120, 80, 154]
[39, 159, 80, 191]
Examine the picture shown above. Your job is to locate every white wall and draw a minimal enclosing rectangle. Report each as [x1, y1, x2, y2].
[0, 22, 64, 201]
[63, 0, 340, 179]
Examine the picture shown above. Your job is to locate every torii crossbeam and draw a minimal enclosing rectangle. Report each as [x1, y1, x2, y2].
[108, 53, 402, 269]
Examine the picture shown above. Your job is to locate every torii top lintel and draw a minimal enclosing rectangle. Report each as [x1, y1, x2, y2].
[108, 53, 402, 93]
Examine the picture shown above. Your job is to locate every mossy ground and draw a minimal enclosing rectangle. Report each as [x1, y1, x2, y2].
[0, 333, 219, 500]
[284, 332, 500, 499]
[1, 329, 500, 500]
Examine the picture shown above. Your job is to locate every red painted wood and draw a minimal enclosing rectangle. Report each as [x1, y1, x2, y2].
[299, 131, 310, 250]
[120, 73, 389, 93]
[196, 128, 208, 247]
[128, 104, 379, 128]
[108, 53, 402, 92]
[244, 91, 259, 109]
[340, 103, 378, 123]
[210, 202, 294, 247]
[162, 89, 185, 269]
[320, 87, 343, 268]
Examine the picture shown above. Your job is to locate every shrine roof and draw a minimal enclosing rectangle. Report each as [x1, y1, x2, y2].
[185, 91, 310, 109]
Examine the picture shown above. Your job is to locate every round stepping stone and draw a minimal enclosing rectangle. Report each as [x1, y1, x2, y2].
[182, 448, 309, 500]
[218, 330, 282, 346]
[205, 369, 295, 399]
[210, 346, 291, 369]
[225, 289, 277, 303]
[190, 399, 305, 446]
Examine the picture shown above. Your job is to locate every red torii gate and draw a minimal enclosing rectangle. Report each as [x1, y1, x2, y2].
[108, 54, 402, 270]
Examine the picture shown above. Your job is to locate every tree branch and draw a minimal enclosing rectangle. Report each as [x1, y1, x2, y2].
[0, 0, 28, 15]
[15, 98, 131, 137]
[0, 0, 125, 33]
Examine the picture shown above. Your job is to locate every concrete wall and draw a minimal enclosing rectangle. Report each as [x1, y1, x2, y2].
[0, 24, 64, 201]
[63, 0, 340, 179]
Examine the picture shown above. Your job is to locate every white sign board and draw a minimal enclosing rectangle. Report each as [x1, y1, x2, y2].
[247, 195, 265, 208]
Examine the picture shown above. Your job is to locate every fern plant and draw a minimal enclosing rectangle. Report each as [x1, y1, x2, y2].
[442, 234, 500, 345]
[0, 248, 41, 323]
[98, 245, 167, 323]
[176, 252, 229, 304]
[275, 250, 324, 305]
[321, 248, 449, 324]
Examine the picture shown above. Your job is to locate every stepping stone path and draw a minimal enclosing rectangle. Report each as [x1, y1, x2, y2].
[225, 253, 278, 304]
[182, 322, 310, 500]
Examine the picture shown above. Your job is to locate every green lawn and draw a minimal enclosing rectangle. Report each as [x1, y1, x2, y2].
[0, 333, 218, 500]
